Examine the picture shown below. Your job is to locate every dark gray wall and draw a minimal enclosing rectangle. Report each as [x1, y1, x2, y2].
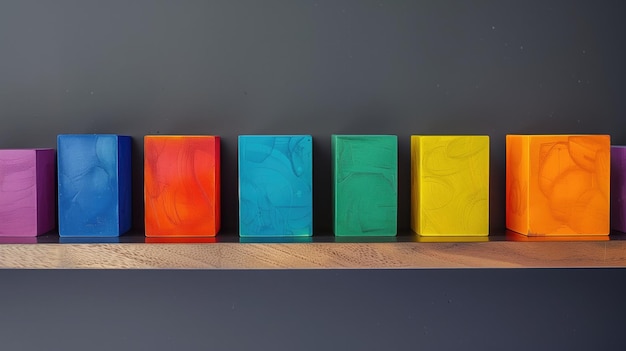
[1, 269, 626, 351]
[1, 1, 626, 349]
[2, 0, 625, 233]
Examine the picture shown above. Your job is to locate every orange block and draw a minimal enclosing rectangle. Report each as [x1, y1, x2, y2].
[144, 135, 220, 236]
[506, 135, 610, 236]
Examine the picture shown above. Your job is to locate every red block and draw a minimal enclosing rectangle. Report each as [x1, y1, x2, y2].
[144, 136, 220, 236]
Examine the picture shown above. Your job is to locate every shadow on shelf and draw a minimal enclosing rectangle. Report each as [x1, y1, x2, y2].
[0, 229, 624, 245]
[505, 230, 612, 242]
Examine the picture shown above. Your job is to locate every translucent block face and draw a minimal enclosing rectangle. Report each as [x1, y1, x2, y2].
[506, 135, 610, 236]
[611, 146, 626, 233]
[238, 135, 313, 237]
[58, 135, 131, 237]
[144, 135, 220, 237]
[411, 136, 490, 236]
[332, 135, 397, 236]
[0, 149, 55, 236]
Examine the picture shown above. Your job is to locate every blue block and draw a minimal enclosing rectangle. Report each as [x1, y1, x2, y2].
[57, 134, 132, 237]
[238, 135, 313, 237]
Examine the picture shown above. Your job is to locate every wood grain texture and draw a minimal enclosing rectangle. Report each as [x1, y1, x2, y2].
[1, 241, 625, 269]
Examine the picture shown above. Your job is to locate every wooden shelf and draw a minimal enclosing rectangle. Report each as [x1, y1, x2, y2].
[1, 232, 625, 269]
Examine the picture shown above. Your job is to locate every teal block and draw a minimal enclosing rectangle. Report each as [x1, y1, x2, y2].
[238, 135, 313, 237]
[332, 135, 397, 236]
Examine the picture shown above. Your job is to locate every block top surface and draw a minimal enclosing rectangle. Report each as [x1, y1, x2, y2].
[145, 135, 219, 139]
[506, 134, 610, 148]
[332, 134, 397, 139]
[58, 134, 130, 142]
[58, 134, 128, 137]
[412, 135, 489, 145]
[0, 148, 54, 153]
[506, 134, 610, 137]
[239, 134, 312, 139]
[411, 135, 489, 138]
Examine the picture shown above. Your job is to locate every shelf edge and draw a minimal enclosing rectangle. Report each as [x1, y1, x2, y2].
[1, 241, 625, 269]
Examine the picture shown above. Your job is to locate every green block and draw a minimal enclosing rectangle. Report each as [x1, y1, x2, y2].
[332, 135, 398, 236]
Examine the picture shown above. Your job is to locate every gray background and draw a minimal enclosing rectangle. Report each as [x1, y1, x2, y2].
[2, 0, 625, 233]
[1, 1, 625, 349]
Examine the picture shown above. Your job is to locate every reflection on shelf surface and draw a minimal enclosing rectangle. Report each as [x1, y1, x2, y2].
[0, 229, 625, 245]
[505, 230, 611, 242]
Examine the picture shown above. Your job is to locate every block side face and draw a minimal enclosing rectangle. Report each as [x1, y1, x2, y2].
[417, 136, 489, 235]
[238, 135, 313, 237]
[332, 135, 397, 236]
[144, 135, 220, 237]
[213, 137, 221, 233]
[527, 135, 610, 235]
[117, 136, 132, 234]
[0, 150, 38, 236]
[410, 136, 421, 234]
[36, 149, 56, 234]
[506, 135, 530, 234]
[331, 135, 338, 234]
[611, 146, 626, 233]
[57, 135, 121, 237]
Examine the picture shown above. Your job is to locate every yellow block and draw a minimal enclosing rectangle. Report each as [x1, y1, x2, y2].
[411, 135, 490, 236]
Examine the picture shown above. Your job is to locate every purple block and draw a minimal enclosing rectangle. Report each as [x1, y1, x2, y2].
[0, 149, 55, 236]
[612, 146, 626, 233]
